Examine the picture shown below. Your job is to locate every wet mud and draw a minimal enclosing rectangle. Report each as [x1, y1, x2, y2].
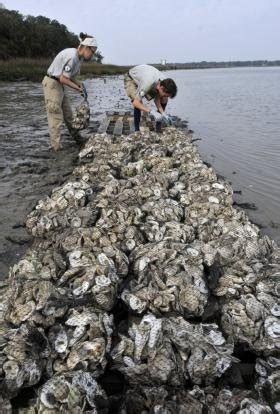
[0, 82, 100, 279]
[0, 134, 81, 278]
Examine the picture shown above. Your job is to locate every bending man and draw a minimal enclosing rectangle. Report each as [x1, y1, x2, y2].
[124, 64, 177, 132]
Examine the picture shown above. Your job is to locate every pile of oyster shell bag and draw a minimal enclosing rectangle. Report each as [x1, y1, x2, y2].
[0, 126, 279, 413]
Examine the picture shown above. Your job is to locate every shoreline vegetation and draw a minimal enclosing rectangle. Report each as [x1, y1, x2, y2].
[0, 58, 131, 82]
[0, 58, 279, 82]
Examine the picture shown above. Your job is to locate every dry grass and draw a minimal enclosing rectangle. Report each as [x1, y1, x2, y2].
[0, 58, 130, 82]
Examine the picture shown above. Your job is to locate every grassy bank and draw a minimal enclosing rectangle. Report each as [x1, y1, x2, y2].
[0, 58, 130, 82]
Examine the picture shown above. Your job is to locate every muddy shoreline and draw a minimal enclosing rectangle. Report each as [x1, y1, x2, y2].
[0, 118, 106, 279]
[0, 139, 79, 279]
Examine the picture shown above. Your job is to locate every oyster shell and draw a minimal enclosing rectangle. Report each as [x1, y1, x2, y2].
[111, 314, 236, 386]
[72, 100, 90, 130]
[122, 241, 209, 317]
[37, 371, 106, 411]
[2, 126, 280, 412]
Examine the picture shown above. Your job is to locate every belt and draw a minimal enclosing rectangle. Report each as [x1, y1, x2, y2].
[46, 74, 59, 81]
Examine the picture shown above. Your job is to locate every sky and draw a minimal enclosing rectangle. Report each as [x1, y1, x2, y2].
[3, 0, 280, 65]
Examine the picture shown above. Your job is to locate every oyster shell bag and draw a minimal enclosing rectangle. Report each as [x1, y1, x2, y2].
[71, 98, 90, 130]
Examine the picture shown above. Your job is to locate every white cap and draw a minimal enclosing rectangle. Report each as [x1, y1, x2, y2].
[80, 37, 98, 48]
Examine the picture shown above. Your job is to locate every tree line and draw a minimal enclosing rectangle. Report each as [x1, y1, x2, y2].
[162, 60, 280, 69]
[0, 6, 103, 62]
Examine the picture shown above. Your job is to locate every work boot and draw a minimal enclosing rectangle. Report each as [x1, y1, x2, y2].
[52, 143, 63, 152]
[50, 136, 62, 151]
[155, 121, 162, 133]
[70, 129, 84, 144]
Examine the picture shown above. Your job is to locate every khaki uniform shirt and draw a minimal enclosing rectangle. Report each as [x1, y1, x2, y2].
[128, 64, 163, 101]
[47, 48, 81, 79]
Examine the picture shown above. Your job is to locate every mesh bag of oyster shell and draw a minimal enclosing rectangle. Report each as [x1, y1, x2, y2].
[37, 371, 107, 412]
[0, 397, 12, 413]
[2, 309, 113, 397]
[122, 385, 273, 414]
[221, 272, 280, 353]
[111, 314, 237, 386]
[6, 244, 129, 321]
[255, 356, 280, 411]
[3, 127, 280, 411]
[71, 99, 90, 130]
[26, 180, 100, 237]
[122, 241, 209, 317]
[1, 323, 49, 398]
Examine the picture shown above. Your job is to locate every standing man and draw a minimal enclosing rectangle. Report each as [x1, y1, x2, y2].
[42, 33, 97, 151]
[124, 64, 177, 132]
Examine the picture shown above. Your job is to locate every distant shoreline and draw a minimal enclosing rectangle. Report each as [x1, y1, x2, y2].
[157, 60, 280, 71]
[0, 58, 279, 82]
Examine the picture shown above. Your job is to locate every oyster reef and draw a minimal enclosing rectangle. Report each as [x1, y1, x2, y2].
[0, 127, 279, 413]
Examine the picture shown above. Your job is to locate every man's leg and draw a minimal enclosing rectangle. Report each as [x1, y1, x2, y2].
[134, 107, 141, 132]
[124, 73, 140, 132]
[156, 97, 168, 132]
[42, 76, 64, 151]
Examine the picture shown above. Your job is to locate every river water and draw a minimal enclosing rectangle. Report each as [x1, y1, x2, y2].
[0, 67, 279, 277]
[165, 67, 280, 243]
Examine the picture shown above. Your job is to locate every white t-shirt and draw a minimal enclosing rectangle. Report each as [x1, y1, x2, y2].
[129, 64, 163, 99]
[47, 48, 81, 79]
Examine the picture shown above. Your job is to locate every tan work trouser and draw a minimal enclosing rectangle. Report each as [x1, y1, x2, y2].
[42, 76, 74, 150]
[124, 73, 138, 101]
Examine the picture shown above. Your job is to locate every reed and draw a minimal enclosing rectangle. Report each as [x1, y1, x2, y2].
[0, 58, 130, 82]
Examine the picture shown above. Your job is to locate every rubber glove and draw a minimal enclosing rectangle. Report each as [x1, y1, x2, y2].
[162, 112, 172, 125]
[150, 109, 163, 122]
[80, 82, 88, 100]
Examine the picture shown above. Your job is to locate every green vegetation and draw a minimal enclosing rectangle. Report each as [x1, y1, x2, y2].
[155, 60, 280, 71]
[0, 58, 48, 81]
[0, 7, 79, 59]
[0, 58, 130, 82]
[0, 6, 128, 81]
[80, 62, 130, 78]
[1, 57, 279, 82]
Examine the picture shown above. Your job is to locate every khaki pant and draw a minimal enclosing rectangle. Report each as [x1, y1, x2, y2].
[42, 76, 74, 150]
[124, 73, 138, 102]
[124, 73, 168, 104]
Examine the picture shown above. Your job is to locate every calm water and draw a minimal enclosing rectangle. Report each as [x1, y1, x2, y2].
[165, 67, 280, 243]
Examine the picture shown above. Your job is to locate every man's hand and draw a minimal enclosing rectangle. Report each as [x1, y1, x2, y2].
[150, 109, 163, 122]
[80, 82, 88, 100]
[162, 113, 172, 125]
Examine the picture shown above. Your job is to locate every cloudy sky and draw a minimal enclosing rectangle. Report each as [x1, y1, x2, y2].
[4, 0, 280, 65]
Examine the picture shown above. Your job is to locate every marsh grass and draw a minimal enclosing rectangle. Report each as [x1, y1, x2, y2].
[0, 58, 130, 82]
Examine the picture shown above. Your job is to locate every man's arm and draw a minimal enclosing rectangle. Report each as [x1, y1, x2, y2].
[59, 74, 83, 93]
[154, 96, 164, 114]
[132, 98, 151, 113]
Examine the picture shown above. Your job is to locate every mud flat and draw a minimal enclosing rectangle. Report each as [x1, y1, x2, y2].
[0, 82, 102, 279]
[0, 133, 80, 279]
[0, 126, 279, 413]
[0, 82, 81, 279]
